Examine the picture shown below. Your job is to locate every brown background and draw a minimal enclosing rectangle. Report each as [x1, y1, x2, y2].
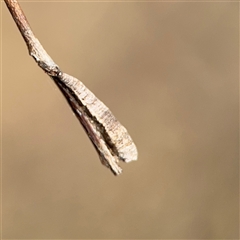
[1, 1, 239, 239]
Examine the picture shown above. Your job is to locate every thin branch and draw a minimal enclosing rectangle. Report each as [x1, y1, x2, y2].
[4, 0, 138, 175]
[4, 0, 59, 76]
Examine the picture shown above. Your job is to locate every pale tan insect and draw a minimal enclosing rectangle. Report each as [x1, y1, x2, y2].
[4, 0, 138, 175]
[55, 73, 138, 175]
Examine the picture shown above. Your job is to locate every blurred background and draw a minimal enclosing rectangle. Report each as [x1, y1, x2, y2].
[1, 1, 239, 239]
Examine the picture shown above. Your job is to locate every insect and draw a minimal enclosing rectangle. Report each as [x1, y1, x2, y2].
[54, 72, 138, 175]
[4, 0, 138, 175]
